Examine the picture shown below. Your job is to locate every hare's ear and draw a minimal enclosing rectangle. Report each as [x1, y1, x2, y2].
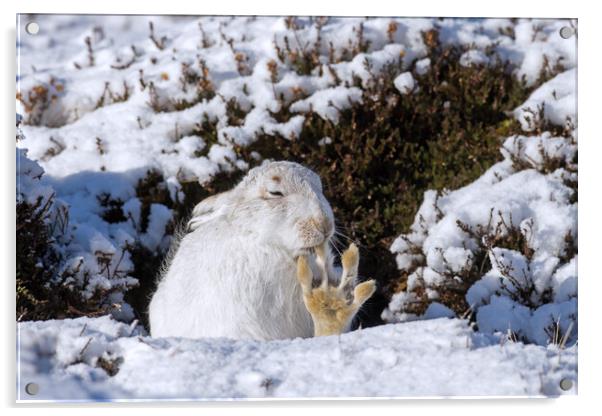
[187, 191, 233, 231]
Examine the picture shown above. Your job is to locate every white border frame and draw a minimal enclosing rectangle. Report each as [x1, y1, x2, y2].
[3, 0, 599, 414]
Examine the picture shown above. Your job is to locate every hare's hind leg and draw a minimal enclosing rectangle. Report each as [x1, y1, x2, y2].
[296, 243, 376, 337]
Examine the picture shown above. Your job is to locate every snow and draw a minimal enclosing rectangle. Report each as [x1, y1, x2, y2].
[16, 148, 53, 206]
[414, 57, 431, 75]
[139, 203, 173, 252]
[289, 86, 363, 123]
[423, 303, 455, 319]
[393, 72, 415, 94]
[318, 136, 333, 146]
[437, 18, 576, 86]
[511, 21, 577, 86]
[385, 162, 578, 344]
[514, 68, 577, 131]
[501, 132, 577, 169]
[17, 315, 576, 401]
[219, 108, 306, 146]
[459, 49, 489, 67]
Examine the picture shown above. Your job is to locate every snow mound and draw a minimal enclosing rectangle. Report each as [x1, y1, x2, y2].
[17, 315, 576, 401]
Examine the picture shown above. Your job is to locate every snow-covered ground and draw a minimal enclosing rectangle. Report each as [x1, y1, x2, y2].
[17, 315, 576, 401]
[18, 16, 575, 178]
[16, 15, 577, 401]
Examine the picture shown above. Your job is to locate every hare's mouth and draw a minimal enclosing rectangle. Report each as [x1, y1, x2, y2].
[295, 242, 328, 259]
[295, 247, 314, 258]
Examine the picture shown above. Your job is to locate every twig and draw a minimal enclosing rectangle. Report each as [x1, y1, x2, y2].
[559, 321, 574, 349]
[78, 337, 93, 358]
[149, 21, 167, 50]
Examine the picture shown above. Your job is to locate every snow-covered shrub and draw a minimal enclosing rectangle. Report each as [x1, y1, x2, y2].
[273, 17, 371, 76]
[17, 147, 62, 319]
[16, 78, 68, 127]
[383, 69, 577, 346]
[17, 16, 575, 327]
[17, 145, 139, 321]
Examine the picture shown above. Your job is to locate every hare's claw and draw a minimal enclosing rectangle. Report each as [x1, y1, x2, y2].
[339, 243, 359, 290]
[296, 243, 376, 337]
[296, 255, 313, 295]
[352, 279, 377, 306]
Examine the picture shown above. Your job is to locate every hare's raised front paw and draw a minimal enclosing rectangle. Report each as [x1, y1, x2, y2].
[296, 243, 376, 337]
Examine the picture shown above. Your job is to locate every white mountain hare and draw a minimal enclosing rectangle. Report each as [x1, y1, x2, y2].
[149, 161, 376, 340]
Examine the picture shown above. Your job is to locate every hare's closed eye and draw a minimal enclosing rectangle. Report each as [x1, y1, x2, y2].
[268, 190, 284, 197]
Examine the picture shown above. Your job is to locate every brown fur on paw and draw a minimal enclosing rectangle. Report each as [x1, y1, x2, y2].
[296, 243, 376, 337]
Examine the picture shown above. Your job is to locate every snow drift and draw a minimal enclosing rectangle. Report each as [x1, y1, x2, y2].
[17, 315, 576, 401]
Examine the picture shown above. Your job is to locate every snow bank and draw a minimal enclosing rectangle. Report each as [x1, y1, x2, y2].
[17, 315, 576, 401]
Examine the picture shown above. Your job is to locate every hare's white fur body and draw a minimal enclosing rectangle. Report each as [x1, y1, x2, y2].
[149, 161, 335, 341]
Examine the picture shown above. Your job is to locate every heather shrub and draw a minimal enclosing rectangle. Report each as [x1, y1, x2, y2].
[16, 147, 138, 321]
[381, 93, 577, 345]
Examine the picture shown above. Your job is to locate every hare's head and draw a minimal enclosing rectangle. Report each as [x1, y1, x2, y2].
[188, 161, 334, 254]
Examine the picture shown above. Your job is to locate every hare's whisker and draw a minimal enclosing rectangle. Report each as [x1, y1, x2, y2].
[334, 230, 361, 247]
[330, 240, 342, 258]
